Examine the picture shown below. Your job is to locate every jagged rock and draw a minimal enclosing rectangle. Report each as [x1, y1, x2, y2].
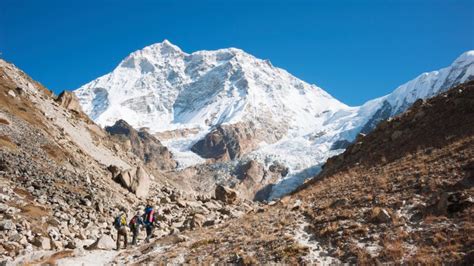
[51, 240, 63, 250]
[48, 227, 60, 241]
[2, 242, 21, 256]
[191, 123, 263, 161]
[65, 239, 78, 249]
[176, 199, 187, 208]
[105, 120, 177, 171]
[215, 185, 238, 204]
[55, 91, 84, 114]
[0, 203, 8, 213]
[204, 200, 221, 211]
[87, 235, 115, 250]
[31, 236, 51, 250]
[190, 213, 206, 229]
[268, 162, 289, 177]
[369, 207, 392, 224]
[0, 220, 14, 231]
[240, 160, 265, 183]
[114, 166, 150, 198]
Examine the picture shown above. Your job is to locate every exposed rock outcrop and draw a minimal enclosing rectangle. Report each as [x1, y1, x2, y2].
[191, 120, 286, 162]
[215, 185, 238, 204]
[105, 119, 177, 171]
[110, 166, 151, 198]
[55, 91, 84, 115]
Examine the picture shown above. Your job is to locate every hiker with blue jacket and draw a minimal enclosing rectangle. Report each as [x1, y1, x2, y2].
[143, 205, 155, 243]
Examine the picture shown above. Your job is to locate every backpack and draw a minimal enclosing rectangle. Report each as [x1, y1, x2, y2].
[144, 207, 155, 224]
[114, 214, 126, 229]
[129, 216, 139, 230]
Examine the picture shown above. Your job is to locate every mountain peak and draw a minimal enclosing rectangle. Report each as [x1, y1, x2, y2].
[453, 50, 474, 66]
[147, 39, 182, 52]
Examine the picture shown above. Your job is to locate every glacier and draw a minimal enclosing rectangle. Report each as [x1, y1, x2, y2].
[75, 41, 474, 199]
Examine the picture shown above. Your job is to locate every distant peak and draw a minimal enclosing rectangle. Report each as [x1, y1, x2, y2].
[453, 50, 474, 65]
[156, 39, 178, 49]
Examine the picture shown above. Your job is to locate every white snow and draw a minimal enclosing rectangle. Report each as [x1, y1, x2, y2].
[74, 43, 474, 198]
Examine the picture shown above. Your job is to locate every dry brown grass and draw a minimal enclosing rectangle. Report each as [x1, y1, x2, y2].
[0, 117, 9, 125]
[276, 243, 309, 259]
[0, 135, 17, 151]
[380, 237, 405, 262]
[40, 143, 70, 163]
[190, 238, 218, 249]
[26, 250, 74, 266]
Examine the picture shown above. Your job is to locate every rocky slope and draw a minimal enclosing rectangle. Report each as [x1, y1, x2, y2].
[97, 81, 473, 264]
[296, 81, 474, 263]
[0, 59, 257, 265]
[105, 119, 177, 172]
[75, 42, 474, 200]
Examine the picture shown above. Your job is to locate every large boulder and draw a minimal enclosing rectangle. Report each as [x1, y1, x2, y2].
[112, 166, 151, 198]
[31, 236, 51, 250]
[55, 91, 84, 114]
[87, 235, 115, 250]
[215, 185, 238, 204]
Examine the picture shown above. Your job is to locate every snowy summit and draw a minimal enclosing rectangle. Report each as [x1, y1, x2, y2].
[75, 42, 474, 199]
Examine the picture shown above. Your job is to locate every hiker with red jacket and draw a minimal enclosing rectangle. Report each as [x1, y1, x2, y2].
[143, 205, 155, 243]
[129, 211, 144, 246]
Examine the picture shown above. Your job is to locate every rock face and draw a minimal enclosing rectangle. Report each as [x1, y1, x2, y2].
[215, 185, 238, 204]
[0, 59, 261, 264]
[320, 81, 474, 178]
[191, 123, 260, 161]
[55, 91, 84, 115]
[113, 166, 151, 198]
[75, 42, 474, 202]
[106, 119, 177, 171]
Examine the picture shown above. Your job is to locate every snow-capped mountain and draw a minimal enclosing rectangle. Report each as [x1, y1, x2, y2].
[359, 50, 474, 134]
[76, 40, 346, 134]
[75, 40, 355, 177]
[75, 41, 474, 199]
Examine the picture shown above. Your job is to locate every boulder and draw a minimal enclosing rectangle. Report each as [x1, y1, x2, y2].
[55, 91, 84, 114]
[369, 207, 392, 224]
[215, 185, 238, 204]
[114, 166, 150, 198]
[87, 235, 115, 250]
[31, 236, 51, 250]
[190, 213, 206, 229]
[0, 203, 8, 213]
[0, 220, 14, 231]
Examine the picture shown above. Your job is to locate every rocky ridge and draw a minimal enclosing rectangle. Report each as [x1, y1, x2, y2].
[100, 81, 473, 264]
[75, 42, 474, 201]
[0, 59, 258, 265]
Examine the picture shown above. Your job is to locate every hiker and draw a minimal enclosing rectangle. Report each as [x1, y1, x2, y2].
[114, 209, 128, 250]
[143, 204, 155, 243]
[129, 211, 144, 246]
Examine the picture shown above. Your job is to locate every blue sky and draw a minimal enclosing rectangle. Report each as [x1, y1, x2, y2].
[1, 0, 473, 106]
